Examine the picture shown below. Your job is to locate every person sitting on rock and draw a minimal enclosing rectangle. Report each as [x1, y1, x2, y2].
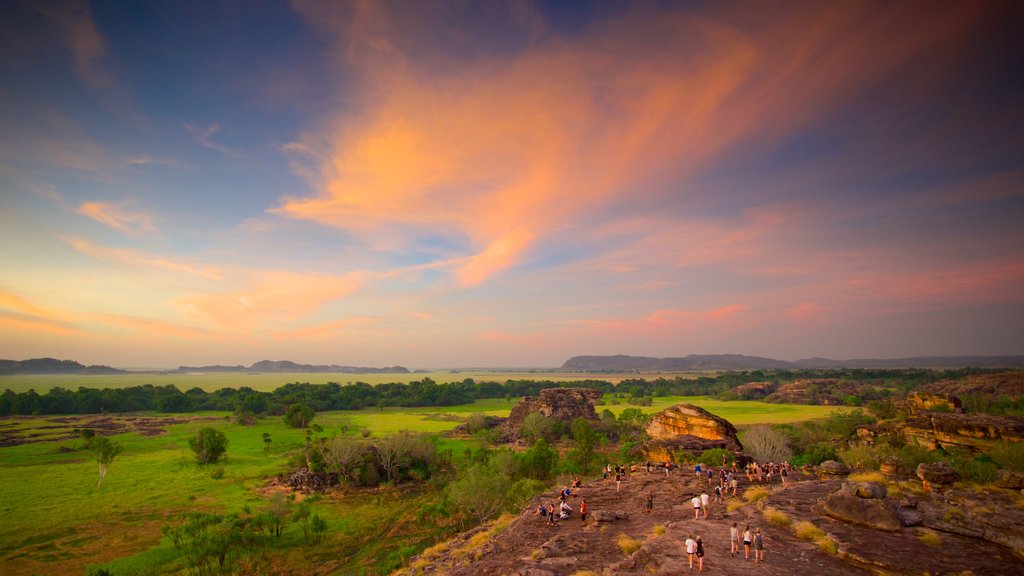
[571, 476, 581, 489]
[559, 500, 572, 520]
[535, 503, 548, 517]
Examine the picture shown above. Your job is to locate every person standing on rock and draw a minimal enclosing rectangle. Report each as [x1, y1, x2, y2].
[754, 527, 765, 563]
[580, 499, 588, 525]
[692, 494, 702, 519]
[730, 522, 740, 557]
[645, 491, 654, 514]
[665, 461, 671, 476]
[548, 501, 557, 525]
[695, 535, 705, 572]
[695, 461, 702, 479]
[742, 525, 752, 560]
[713, 483, 723, 504]
[685, 533, 698, 571]
[706, 467, 714, 486]
[780, 465, 788, 488]
[700, 490, 710, 519]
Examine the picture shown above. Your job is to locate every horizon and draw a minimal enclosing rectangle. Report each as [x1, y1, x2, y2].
[2, 1, 1023, 367]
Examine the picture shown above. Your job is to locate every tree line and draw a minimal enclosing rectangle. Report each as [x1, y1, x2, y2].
[0, 367, 985, 416]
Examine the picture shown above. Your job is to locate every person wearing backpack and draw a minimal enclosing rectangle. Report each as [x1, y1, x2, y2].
[754, 527, 765, 563]
[695, 535, 705, 572]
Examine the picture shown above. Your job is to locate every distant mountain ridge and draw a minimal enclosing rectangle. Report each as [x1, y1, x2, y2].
[177, 360, 410, 374]
[0, 358, 410, 375]
[0, 358, 127, 375]
[561, 354, 1024, 371]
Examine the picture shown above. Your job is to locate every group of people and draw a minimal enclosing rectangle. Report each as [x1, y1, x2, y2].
[744, 460, 791, 487]
[685, 524, 766, 572]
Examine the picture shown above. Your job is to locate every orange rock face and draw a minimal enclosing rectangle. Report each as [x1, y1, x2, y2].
[640, 404, 743, 463]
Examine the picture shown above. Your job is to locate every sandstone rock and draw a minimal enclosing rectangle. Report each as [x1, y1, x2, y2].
[879, 457, 902, 478]
[731, 381, 778, 400]
[903, 411, 1024, 453]
[852, 481, 887, 499]
[641, 404, 741, 463]
[593, 510, 629, 522]
[916, 461, 960, 490]
[896, 507, 923, 527]
[818, 460, 851, 477]
[996, 469, 1024, 490]
[504, 388, 601, 438]
[821, 486, 902, 531]
[907, 391, 963, 414]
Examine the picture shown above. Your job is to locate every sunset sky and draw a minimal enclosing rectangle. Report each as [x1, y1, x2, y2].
[1, 1, 1022, 368]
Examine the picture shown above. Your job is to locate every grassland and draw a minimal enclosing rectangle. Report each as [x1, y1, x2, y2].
[0, 397, 848, 575]
[0, 370, 717, 394]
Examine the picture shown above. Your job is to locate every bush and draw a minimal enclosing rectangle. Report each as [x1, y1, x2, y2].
[919, 530, 942, 547]
[763, 507, 791, 526]
[189, 427, 228, 464]
[989, 441, 1024, 472]
[743, 486, 770, 503]
[283, 403, 315, 428]
[616, 533, 642, 555]
[697, 448, 733, 467]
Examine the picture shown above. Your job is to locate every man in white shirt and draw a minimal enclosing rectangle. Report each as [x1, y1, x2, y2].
[691, 495, 702, 519]
[700, 491, 710, 519]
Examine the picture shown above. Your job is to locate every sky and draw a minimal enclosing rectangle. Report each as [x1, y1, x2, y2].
[1, 0, 1023, 369]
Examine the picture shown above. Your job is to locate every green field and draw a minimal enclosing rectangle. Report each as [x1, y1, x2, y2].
[0, 370, 717, 394]
[0, 397, 847, 575]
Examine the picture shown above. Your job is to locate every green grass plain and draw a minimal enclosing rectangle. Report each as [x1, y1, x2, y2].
[0, 397, 847, 575]
[0, 370, 718, 393]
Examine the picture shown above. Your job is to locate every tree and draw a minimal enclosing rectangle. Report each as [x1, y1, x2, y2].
[569, 418, 599, 473]
[319, 436, 365, 483]
[261, 432, 272, 452]
[283, 403, 315, 429]
[519, 412, 555, 444]
[518, 437, 558, 480]
[189, 427, 229, 464]
[447, 463, 511, 524]
[92, 436, 123, 487]
[743, 425, 793, 463]
[375, 432, 415, 482]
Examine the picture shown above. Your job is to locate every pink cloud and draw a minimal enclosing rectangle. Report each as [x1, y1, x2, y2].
[76, 201, 156, 235]
[63, 237, 223, 280]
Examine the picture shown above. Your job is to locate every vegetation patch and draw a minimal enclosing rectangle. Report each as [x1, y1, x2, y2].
[763, 507, 791, 526]
[743, 486, 771, 503]
[616, 533, 642, 555]
[848, 471, 886, 483]
[918, 530, 942, 547]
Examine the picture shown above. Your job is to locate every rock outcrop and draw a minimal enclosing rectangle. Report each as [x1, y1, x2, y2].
[503, 388, 601, 438]
[730, 381, 778, 400]
[818, 460, 851, 478]
[906, 391, 963, 414]
[641, 404, 741, 462]
[916, 461, 959, 492]
[903, 411, 1024, 452]
[820, 482, 902, 532]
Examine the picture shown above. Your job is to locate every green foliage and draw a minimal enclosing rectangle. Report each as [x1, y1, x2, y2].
[518, 438, 557, 480]
[791, 442, 836, 466]
[866, 400, 897, 419]
[189, 427, 229, 464]
[261, 432, 272, 452]
[989, 441, 1024, 472]
[568, 418, 599, 474]
[520, 412, 556, 444]
[283, 403, 315, 429]
[821, 409, 875, 439]
[163, 511, 269, 575]
[697, 448, 733, 467]
[91, 436, 123, 487]
[953, 457, 999, 484]
[447, 463, 511, 523]
[464, 412, 490, 433]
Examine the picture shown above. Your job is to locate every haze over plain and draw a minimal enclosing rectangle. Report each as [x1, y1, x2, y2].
[1, 0, 1022, 368]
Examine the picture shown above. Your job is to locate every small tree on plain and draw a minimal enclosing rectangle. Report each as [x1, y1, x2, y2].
[375, 432, 415, 482]
[262, 432, 272, 452]
[283, 403, 315, 429]
[189, 427, 229, 464]
[320, 436, 365, 483]
[92, 436, 123, 487]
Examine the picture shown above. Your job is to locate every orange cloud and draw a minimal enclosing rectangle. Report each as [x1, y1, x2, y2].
[279, 1, 984, 287]
[63, 237, 223, 280]
[76, 201, 156, 235]
[274, 317, 379, 342]
[36, 0, 110, 89]
[180, 270, 365, 331]
[89, 313, 221, 340]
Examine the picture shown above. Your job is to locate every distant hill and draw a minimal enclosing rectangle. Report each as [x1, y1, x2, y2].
[0, 358, 127, 375]
[561, 354, 1024, 371]
[177, 360, 411, 374]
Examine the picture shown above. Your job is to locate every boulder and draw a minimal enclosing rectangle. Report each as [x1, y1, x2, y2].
[821, 485, 902, 531]
[907, 391, 963, 414]
[916, 461, 960, 492]
[879, 457, 903, 478]
[592, 510, 629, 522]
[852, 481, 887, 499]
[643, 403, 742, 452]
[818, 460, 850, 477]
[731, 381, 778, 400]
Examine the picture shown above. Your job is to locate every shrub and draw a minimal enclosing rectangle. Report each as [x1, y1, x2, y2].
[283, 403, 315, 428]
[189, 427, 228, 464]
[848, 471, 886, 483]
[953, 457, 998, 485]
[616, 533, 642, 555]
[743, 486, 770, 503]
[793, 521, 825, 541]
[918, 530, 942, 547]
[763, 507, 791, 526]
[697, 448, 733, 467]
[726, 500, 745, 512]
[652, 525, 666, 536]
